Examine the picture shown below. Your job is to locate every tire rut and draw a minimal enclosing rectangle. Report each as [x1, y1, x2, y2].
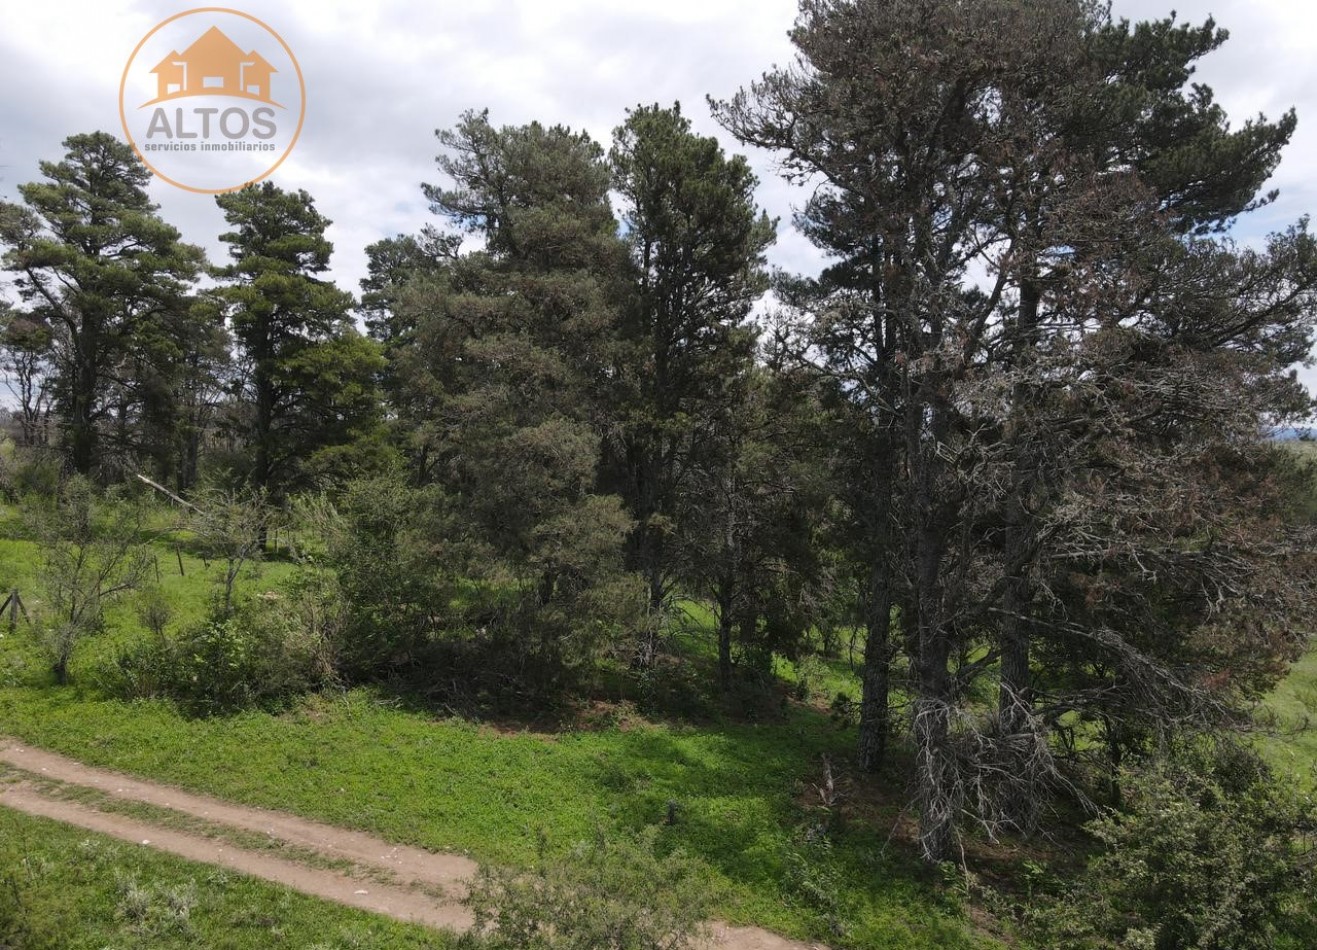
[0, 738, 827, 949]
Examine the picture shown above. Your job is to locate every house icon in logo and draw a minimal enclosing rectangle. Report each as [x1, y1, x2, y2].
[145, 26, 280, 107]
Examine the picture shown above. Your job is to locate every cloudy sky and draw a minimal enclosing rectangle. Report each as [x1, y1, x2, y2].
[3, 0, 1315, 386]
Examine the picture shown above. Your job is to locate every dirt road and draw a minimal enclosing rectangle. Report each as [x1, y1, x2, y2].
[0, 739, 826, 950]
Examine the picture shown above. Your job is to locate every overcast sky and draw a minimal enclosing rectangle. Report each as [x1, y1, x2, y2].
[3, 0, 1316, 389]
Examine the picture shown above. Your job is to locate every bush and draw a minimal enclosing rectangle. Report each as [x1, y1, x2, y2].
[0, 445, 62, 503]
[1028, 743, 1317, 950]
[460, 827, 711, 950]
[307, 473, 450, 680]
[28, 477, 153, 684]
[108, 578, 338, 716]
[314, 472, 645, 706]
[782, 824, 846, 923]
[114, 873, 196, 940]
[105, 630, 178, 702]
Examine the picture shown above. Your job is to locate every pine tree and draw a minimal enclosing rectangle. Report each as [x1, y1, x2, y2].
[720, 0, 1317, 860]
[406, 112, 643, 679]
[214, 182, 385, 500]
[0, 132, 205, 477]
[605, 103, 775, 635]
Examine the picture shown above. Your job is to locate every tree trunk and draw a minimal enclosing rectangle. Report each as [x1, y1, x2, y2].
[69, 332, 99, 476]
[858, 425, 896, 772]
[253, 347, 275, 547]
[254, 376, 274, 491]
[635, 438, 669, 668]
[717, 584, 734, 690]
[858, 558, 892, 772]
[537, 570, 556, 608]
[998, 278, 1040, 736]
[180, 423, 200, 493]
[914, 533, 957, 863]
[910, 383, 958, 863]
[998, 569, 1031, 731]
[914, 687, 956, 862]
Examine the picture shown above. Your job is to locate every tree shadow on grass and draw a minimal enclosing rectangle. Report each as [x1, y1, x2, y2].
[568, 720, 972, 945]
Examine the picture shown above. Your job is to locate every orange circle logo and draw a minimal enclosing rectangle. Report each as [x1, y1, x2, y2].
[119, 8, 306, 194]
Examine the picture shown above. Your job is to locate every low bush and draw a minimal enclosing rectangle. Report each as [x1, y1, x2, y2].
[1028, 742, 1317, 950]
[460, 826, 711, 950]
[0, 445, 62, 503]
[107, 576, 338, 716]
[308, 473, 450, 681]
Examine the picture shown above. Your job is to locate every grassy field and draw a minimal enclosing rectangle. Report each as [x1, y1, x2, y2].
[1262, 648, 1317, 788]
[0, 505, 991, 949]
[0, 807, 455, 949]
[2, 493, 1314, 949]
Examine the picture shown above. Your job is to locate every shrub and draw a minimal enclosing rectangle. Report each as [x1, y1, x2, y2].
[1028, 743, 1317, 950]
[105, 631, 177, 702]
[460, 827, 711, 950]
[108, 579, 337, 715]
[0, 445, 62, 503]
[114, 873, 196, 939]
[306, 473, 450, 680]
[782, 824, 845, 921]
[313, 472, 644, 705]
[28, 477, 153, 684]
[165, 612, 316, 715]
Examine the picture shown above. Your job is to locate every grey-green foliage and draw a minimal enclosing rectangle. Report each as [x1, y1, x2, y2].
[187, 485, 274, 617]
[1029, 745, 1317, 950]
[716, 0, 1317, 863]
[308, 472, 450, 679]
[114, 873, 197, 940]
[28, 476, 153, 684]
[461, 827, 711, 950]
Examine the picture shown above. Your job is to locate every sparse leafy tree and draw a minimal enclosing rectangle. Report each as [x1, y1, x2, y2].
[188, 486, 275, 617]
[0, 303, 53, 447]
[681, 364, 837, 689]
[29, 477, 152, 684]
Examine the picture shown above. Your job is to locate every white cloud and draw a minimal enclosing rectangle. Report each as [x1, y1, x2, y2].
[1, 0, 1314, 393]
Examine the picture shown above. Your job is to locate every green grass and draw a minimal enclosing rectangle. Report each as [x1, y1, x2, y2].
[0, 502, 298, 681]
[0, 522, 987, 948]
[0, 807, 456, 949]
[3, 498, 1314, 948]
[1261, 646, 1317, 788]
[0, 687, 982, 948]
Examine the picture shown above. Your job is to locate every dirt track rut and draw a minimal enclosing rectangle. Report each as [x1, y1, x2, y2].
[0, 739, 826, 949]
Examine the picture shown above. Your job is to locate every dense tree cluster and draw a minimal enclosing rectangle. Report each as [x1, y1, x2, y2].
[3, 0, 1316, 869]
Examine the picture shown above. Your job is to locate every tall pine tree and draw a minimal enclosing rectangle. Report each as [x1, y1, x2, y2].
[606, 104, 775, 636]
[720, 0, 1317, 859]
[0, 132, 205, 478]
[214, 182, 386, 501]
